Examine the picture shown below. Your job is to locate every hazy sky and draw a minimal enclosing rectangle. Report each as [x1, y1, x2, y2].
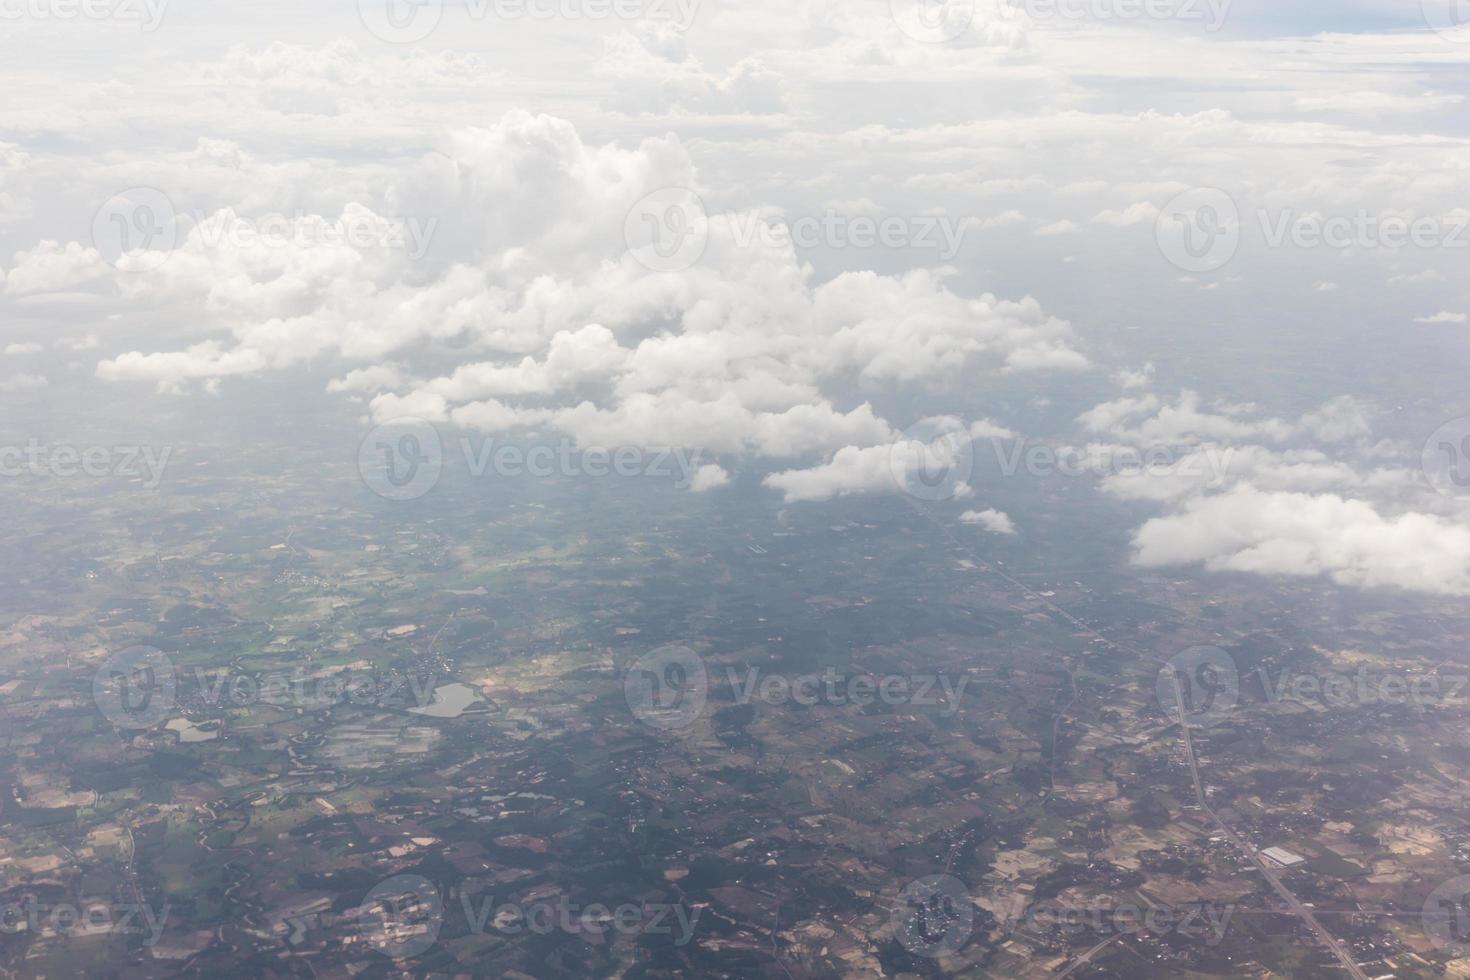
[4, 0, 1470, 595]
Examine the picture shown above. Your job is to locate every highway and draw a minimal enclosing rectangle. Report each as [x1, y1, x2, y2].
[1168, 675, 1369, 980]
[910, 500, 1370, 980]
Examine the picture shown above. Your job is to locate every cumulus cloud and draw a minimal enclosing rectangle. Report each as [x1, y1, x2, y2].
[97, 343, 267, 393]
[1057, 381, 1467, 595]
[689, 463, 731, 492]
[763, 443, 900, 503]
[326, 364, 412, 395]
[969, 418, 1017, 440]
[1113, 363, 1155, 389]
[1078, 390, 1302, 446]
[1091, 202, 1159, 226]
[1131, 487, 1470, 596]
[60, 111, 1090, 498]
[960, 508, 1016, 535]
[1034, 220, 1079, 237]
[4, 241, 110, 294]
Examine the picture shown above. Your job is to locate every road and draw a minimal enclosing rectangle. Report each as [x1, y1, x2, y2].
[1168, 675, 1369, 980]
[909, 500, 1370, 980]
[1052, 934, 1123, 979]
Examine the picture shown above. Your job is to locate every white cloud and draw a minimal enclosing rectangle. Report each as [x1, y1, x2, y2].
[1091, 202, 1159, 226]
[1113, 363, 1155, 389]
[960, 508, 1016, 535]
[4, 241, 109, 295]
[97, 343, 268, 393]
[1131, 486, 1470, 596]
[969, 418, 1017, 440]
[327, 364, 411, 395]
[763, 444, 900, 503]
[689, 463, 731, 492]
[1034, 220, 1079, 237]
[1415, 311, 1467, 324]
[1300, 396, 1375, 444]
[1078, 390, 1299, 446]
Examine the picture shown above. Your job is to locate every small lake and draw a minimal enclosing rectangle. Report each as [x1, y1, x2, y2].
[408, 682, 483, 719]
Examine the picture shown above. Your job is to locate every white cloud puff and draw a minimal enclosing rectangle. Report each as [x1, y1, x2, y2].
[960, 508, 1017, 535]
[1131, 487, 1470, 596]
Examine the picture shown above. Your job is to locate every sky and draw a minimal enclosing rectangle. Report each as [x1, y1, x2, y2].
[3, 0, 1470, 596]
